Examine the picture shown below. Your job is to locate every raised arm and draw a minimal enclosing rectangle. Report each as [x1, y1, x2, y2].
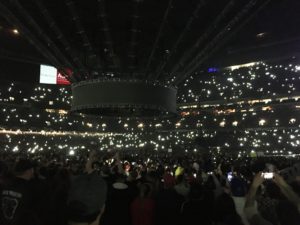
[245, 172, 264, 208]
[273, 173, 300, 211]
[244, 172, 272, 225]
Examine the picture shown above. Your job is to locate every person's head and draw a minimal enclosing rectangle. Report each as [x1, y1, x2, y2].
[215, 193, 236, 214]
[175, 166, 184, 177]
[115, 173, 127, 183]
[164, 167, 172, 174]
[139, 183, 152, 198]
[205, 175, 216, 190]
[92, 161, 102, 171]
[215, 193, 243, 225]
[100, 164, 110, 177]
[265, 181, 283, 200]
[231, 178, 247, 197]
[14, 159, 35, 180]
[176, 174, 185, 184]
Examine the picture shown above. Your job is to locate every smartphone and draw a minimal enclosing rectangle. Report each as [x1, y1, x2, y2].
[227, 172, 233, 182]
[262, 172, 274, 179]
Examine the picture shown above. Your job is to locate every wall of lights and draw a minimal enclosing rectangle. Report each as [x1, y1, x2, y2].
[0, 62, 300, 157]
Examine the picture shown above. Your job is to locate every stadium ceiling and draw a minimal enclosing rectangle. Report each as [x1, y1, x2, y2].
[0, 0, 299, 116]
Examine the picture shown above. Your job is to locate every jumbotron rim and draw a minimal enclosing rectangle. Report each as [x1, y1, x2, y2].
[71, 78, 178, 118]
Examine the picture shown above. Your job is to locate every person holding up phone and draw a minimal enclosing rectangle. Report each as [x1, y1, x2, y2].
[244, 172, 300, 225]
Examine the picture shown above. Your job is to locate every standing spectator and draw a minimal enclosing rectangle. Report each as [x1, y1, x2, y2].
[244, 172, 300, 225]
[162, 167, 175, 189]
[131, 183, 155, 225]
[42, 167, 71, 225]
[174, 175, 190, 197]
[100, 152, 132, 225]
[67, 151, 107, 225]
[0, 159, 39, 225]
[214, 193, 244, 225]
[180, 183, 213, 225]
[231, 172, 249, 225]
[155, 185, 184, 225]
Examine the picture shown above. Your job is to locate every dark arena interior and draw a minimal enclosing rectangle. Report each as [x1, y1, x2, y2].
[1, 0, 300, 225]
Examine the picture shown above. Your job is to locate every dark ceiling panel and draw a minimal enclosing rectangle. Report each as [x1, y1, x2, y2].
[0, 0, 299, 83]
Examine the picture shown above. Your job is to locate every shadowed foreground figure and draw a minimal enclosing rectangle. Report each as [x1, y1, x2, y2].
[215, 193, 244, 225]
[67, 151, 107, 225]
[0, 159, 39, 225]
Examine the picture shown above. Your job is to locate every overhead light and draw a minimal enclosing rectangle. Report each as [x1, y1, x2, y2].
[256, 32, 266, 38]
[12, 29, 19, 35]
[219, 121, 226, 127]
[232, 121, 238, 127]
[258, 119, 266, 126]
[227, 62, 258, 71]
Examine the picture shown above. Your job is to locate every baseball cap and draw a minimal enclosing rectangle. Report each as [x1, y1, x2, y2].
[67, 172, 107, 222]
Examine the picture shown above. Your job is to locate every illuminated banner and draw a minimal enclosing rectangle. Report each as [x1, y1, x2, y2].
[57, 71, 71, 85]
[40, 64, 71, 85]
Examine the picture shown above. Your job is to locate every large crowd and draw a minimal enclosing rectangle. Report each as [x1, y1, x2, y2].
[0, 61, 300, 224]
[0, 151, 300, 225]
[178, 62, 300, 102]
[1, 62, 300, 156]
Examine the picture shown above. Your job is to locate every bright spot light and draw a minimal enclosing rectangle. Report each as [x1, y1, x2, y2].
[259, 119, 266, 126]
[232, 121, 238, 127]
[12, 29, 19, 35]
[219, 121, 226, 127]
